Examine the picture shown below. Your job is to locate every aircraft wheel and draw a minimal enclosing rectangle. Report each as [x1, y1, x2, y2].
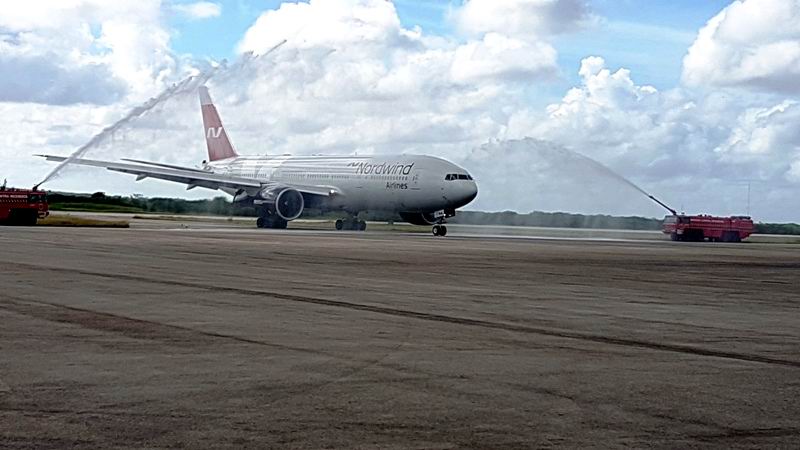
[358, 220, 367, 231]
[432, 225, 440, 236]
[439, 225, 447, 236]
[257, 217, 266, 228]
[335, 219, 343, 231]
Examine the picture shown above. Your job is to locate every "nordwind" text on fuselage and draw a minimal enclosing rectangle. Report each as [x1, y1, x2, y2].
[348, 161, 415, 175]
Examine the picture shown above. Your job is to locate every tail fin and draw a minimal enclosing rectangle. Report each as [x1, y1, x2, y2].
[199, 86, 238, 161]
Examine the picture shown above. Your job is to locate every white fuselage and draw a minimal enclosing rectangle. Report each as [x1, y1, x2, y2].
[208, 154, 477, 213]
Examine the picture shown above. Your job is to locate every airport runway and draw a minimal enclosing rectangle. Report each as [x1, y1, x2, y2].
[1, 225, 799, 448]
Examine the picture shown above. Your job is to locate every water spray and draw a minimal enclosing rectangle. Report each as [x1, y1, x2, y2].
[34, 72, 215, 190]
[559, 147, 677, 215]
[34, 39, 288, 190]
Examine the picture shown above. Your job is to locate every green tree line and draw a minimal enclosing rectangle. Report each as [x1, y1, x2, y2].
[46, 192, 800, 234]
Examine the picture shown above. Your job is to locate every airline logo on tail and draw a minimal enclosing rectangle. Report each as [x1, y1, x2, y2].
[199, 86, 239, 161]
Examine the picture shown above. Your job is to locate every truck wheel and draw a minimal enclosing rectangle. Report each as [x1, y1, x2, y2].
[670, 232, 679, 241]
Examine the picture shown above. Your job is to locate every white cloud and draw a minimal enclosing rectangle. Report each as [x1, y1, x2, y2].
[682, 0, 800, 93]
[0, 0, 200, 189]
[450, 32, 558, 83]
[502, 56, 800, 220]
[0, 51, 126, 105]
[713, 100, 800, 180]
[3, 0, 800, 222]
[172, 1, 222, 20]
[16, 0, 566, 199]
[238, 0, 409, 54]
[452, 0, 592, 38]
[0, 0, 191, 104]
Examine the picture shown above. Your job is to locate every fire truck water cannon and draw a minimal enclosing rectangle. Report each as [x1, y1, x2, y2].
[648, 194, 676, 216]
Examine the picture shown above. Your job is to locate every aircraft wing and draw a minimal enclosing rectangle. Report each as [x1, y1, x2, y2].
[38, 155, 339, 197]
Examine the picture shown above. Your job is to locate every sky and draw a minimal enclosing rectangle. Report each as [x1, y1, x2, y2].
[2, 0, 800, 221]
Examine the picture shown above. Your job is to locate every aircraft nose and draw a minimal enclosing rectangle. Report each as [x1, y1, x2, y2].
[450, 181, 477, 208]
[464, 182, 478, 204]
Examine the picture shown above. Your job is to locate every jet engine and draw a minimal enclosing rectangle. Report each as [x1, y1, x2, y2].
[399, 212, 439, 226]
[259, 186, 304, 220]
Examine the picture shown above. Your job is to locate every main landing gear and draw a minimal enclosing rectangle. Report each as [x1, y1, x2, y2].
[335, 217, 367, 231]
[432, 224, 448, 237]
[256, 210, 288, 229]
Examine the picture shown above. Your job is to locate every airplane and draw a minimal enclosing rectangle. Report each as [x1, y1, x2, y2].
[40, 86, 478, 236]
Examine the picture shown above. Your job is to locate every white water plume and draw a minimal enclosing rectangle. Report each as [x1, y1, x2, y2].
[35, 40, 287, 189]
[463, 138, 668, 215]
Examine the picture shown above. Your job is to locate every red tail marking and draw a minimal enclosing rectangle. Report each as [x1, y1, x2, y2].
[199, 86, 238, 162]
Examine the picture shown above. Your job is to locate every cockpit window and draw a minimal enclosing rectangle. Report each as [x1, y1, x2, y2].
[445, 173, 474, 181]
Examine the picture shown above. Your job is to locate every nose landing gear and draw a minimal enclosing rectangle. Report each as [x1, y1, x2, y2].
[429, 209, 454, 237]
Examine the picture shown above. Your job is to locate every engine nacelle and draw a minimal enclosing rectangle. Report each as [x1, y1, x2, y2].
[259, 186, 304, 220]
[399, 212, 439, 226]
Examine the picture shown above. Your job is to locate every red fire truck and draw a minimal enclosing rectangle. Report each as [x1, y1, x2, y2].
[645, 194, 754, 243]
[662, 214, 754, 242]
[0, 184, 49, 226]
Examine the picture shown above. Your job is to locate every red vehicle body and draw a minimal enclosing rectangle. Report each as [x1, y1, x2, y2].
[0, 187, 49, 225]
[662, 214, 754, 242]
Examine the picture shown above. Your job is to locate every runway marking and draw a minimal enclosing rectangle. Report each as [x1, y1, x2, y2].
[4, 261, 799, 369]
